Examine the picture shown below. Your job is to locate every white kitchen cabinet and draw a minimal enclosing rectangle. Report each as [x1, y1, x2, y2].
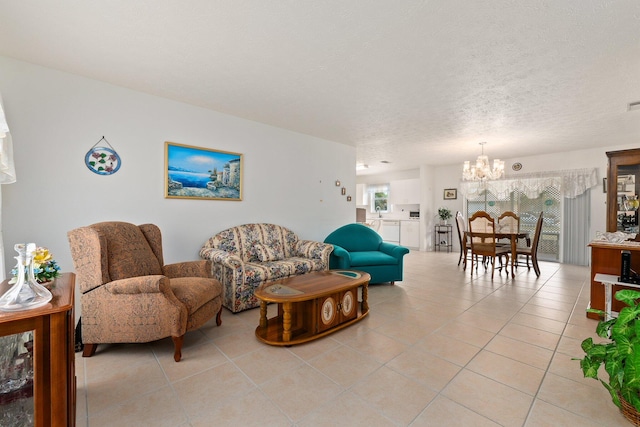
[390, 179, 420, 205]
[400, 220, 420, 249]
[356, 183, 368, 206]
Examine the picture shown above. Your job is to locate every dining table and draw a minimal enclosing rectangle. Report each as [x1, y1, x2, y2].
[464, 230, 530, 277]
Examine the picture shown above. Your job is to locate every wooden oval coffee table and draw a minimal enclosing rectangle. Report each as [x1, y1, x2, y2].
[254, 270, 370, 346]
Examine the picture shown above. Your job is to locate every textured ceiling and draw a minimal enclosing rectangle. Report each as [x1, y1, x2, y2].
[0, 1, 638, 175]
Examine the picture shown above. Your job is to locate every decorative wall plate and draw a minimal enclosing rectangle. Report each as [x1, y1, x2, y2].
[85, 136, 121, 175]
[512, 162, 523, 171]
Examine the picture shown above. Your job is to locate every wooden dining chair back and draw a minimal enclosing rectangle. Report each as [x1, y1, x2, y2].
[498, 211, 520, 233]
[468, 211, 511, 279]
[455, 211, 471, 268]
[497, 211, 520, 248]
[516, 212, 544, 276]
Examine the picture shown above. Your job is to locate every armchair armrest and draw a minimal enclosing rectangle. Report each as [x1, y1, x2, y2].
[329, 244, 351, 269]
[379, 242, 410, 258]
[199, 247, 244, 269]
[104, 275, 170, 295]
[163, 260, 211, 278]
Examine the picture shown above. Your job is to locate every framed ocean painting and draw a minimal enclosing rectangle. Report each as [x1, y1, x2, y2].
[165, 142, 243, 201]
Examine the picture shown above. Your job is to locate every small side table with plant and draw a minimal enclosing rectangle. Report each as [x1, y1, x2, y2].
[435, 207, 453, 252]
[438, 207, 452, 225]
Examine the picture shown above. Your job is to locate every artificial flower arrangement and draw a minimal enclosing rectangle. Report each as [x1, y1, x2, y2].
[10, 246, 61, 284]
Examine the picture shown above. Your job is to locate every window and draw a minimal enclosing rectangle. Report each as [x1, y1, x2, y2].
[368, 184, 389, 213]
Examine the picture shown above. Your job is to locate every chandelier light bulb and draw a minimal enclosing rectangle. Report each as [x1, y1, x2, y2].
[462, 142, 504, 181]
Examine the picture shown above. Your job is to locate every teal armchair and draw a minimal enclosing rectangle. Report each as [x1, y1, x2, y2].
[324, 223, 410, 284]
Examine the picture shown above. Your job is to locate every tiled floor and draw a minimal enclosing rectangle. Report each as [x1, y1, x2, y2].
[75, 251, 632, 426]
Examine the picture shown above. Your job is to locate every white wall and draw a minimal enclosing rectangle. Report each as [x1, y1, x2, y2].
[0, 56, 356, 279]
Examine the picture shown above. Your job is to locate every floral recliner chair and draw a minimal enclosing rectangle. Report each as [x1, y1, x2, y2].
[199, 223, 333, 313]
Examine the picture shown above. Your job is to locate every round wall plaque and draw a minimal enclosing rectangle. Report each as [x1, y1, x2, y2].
[85, 136, 121, 175]
[512, 162, 523, 171]
[85, 146, 121, 175]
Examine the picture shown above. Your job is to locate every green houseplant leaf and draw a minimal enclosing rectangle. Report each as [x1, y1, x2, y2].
[576, 289, 640, 413]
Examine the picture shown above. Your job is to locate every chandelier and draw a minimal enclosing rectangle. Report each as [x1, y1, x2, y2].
[462, 142, 504, 181]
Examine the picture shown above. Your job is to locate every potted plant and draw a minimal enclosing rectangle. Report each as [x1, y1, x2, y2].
[437, 207, 452, 225]
[577, 289, 640, 424]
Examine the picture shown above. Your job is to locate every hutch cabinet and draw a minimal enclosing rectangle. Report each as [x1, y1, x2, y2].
[606, 148, 640, 235]
[588, 149, 640, 319]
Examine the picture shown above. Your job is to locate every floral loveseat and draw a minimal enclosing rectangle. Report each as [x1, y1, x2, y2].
[199, 223, 334, 313]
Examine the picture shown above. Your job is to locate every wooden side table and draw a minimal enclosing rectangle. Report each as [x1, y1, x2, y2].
[434, 224, 453, 252]
[0, 273, 76, 426]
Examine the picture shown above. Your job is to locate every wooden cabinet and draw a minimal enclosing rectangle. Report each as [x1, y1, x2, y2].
[0, 273, 76, 426]
[316, 289, 357, 332]
[588, 243, 640, 320]
[606, 149, 640, 235]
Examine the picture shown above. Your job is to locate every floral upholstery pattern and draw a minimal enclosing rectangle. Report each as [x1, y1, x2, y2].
[68, 221, 223, 361]
[200, 223, 333, 313]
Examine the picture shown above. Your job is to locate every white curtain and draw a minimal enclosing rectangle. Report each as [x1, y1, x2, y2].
[459, 168, 598, 200]
[0, 94, 17, 281]
[563, 190, 591, 266]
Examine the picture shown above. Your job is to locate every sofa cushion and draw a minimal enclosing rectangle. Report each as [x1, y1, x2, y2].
[170, 277, 222, 314]
[252, 243, 284, 262]
[244, 261, 292, 283]
[202, 223, 296, 262]
[349, 251, 398, 267]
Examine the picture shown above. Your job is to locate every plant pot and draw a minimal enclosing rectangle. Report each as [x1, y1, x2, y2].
[440, 220, 448, 225]
[38, 278, 55, 289]
[619, 393, 640, 426]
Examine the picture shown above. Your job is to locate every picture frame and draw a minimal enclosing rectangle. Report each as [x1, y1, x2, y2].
[165, 141, 243, 201]
[443, 188, 457, 200]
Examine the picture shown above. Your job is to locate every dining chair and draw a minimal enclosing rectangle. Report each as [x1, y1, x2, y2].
[468, 211, 511, 279]
[498, 211, 520, 233]
[516, 212, 544, 277]
[455, 211, 472, 268]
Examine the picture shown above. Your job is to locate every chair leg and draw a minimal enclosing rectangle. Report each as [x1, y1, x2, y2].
[532, 253, 541, 277]
[172, 335, 184, 362]
[470, 253, 475, 275]
[216, 306, 223, 326]
[490, 256, 495, 280]
[82, 343, 98, 358]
